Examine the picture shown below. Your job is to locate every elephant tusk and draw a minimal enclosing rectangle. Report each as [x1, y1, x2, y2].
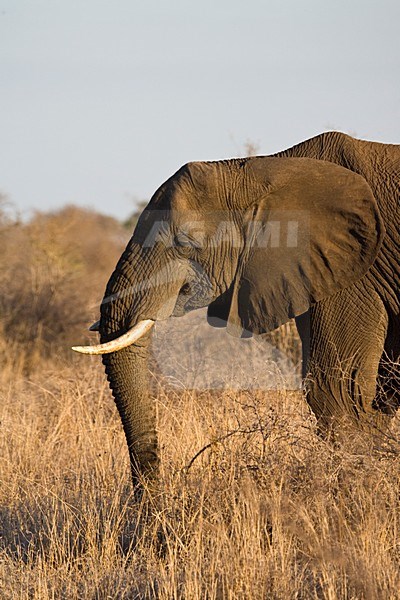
[89, 320, 100, 331]
[72, 319, 155, 355]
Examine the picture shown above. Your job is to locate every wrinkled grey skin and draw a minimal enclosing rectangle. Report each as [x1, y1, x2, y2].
[99, 132, 399, 488]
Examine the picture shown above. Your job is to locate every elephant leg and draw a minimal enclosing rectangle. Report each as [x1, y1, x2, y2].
[374, 313, 400, 415]
[295, 282, 388, 433]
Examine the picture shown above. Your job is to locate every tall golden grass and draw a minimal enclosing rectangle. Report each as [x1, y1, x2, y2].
[1, 204, 400, 599]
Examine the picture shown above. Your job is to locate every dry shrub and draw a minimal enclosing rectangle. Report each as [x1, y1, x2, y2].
[0, 205, 128, 373]
[263, 319, 301, 368]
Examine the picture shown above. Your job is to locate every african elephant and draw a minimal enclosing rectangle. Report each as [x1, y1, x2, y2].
[73, 131, 400, 489]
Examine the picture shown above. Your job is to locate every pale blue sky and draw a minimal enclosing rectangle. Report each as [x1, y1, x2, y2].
[1, 0, 399, 220]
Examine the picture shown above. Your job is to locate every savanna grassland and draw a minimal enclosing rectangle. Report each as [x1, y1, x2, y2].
[1, 203, 400, 599]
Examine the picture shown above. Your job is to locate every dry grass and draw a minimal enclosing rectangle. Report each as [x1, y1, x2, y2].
[2, 359, 400, 599]
[1, 205, 400, 599]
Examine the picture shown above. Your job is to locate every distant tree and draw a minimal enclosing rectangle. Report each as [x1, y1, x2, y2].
[0, 205, 129, 371]
[0, 193, 18, 230]
[243, 139, 261, 157]
[123, 199, 148, 231]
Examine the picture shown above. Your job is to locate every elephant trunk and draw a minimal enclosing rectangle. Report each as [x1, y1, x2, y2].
[101, 336, 159, 488]
[98, 245, 164, 490]
[96, 237, 186, 489]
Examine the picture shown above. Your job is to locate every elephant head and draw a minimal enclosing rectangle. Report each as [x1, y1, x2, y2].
[73, 157, 383, 489]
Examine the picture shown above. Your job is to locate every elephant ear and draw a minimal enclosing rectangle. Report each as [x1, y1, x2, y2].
[226, 157, 384, 337]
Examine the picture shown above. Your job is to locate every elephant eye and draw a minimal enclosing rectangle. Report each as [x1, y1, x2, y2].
[174, 233, 195, 248]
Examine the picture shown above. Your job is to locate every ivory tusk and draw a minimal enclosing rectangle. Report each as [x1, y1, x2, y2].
[89, 320, 100, 331]
[72, 319, 154, 355]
